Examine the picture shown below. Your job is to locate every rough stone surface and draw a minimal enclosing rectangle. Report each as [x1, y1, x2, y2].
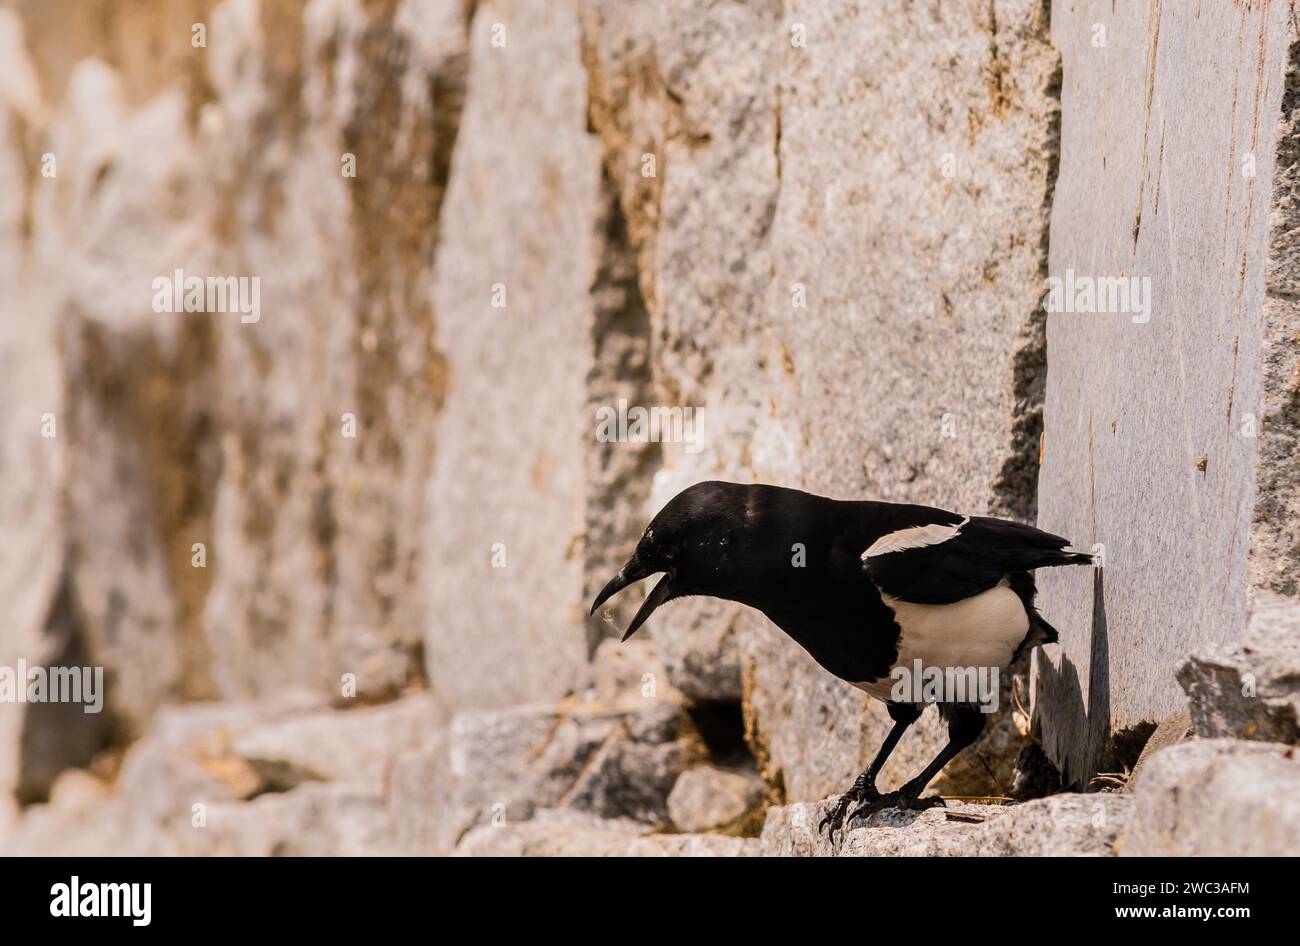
[405, 697, 706, 854]
[1125, 711, 1192, 791]
[0, 0, 471, 757]
[0, 8, 106, 811]
[625, 833, 757, 857]
[666, 764, 766, 834]
[452, 809, 757, 857]
[196, 0, 470, 705]
[423, 0, 601, 715]
[2, 0, 1298, 857]
[1177, 592, 1300, 744]
[1034, 0, 1294, 785]
[225, 694, 440, 785]
[191, 782, 399, 857]
[0, 691, 434, 856]
[760, 792, 1130, 857]
[590, 638, 672, 705]
[386, 738, 450, 855]
[1125, 739, 1300, 857]
[452, 810, 647, 857]
[1255, 40, 1300, 597]
[578, 0, 1062, 804]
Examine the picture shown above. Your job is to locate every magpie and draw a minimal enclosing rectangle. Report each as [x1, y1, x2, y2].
[590, 480, 1095, 840]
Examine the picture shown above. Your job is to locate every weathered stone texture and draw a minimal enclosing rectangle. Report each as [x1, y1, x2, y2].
[452, 809, 759, 857]
[1178, 591, 1300, 744]
[666, 763, 766, 834]
[760, 792, 1130, 857]
[424, 0, 600, 713]
[579, 0, 783, 706]
[1256, 38, 1300, 597]
[4, 0, 1300, 857]
[580, 0, 1062, 803]
[0, 692, 436, 856]
[419, 697, 706, 853]
[1125, 739, 1300, 857]
[0, 0, 472, 756]
[0, 6, 80, 818]
[1035, 0, 1294, 785]
[201, 0, 469, 704]
[0, 0, 1069, 845]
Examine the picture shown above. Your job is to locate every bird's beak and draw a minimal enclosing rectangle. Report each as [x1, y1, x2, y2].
[590, 561, 674, 642]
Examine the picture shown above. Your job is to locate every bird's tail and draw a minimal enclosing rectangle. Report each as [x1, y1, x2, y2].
[963, 517, 1101, 573]
[1058, 548, 1101, 567]
[1017, 547, 1100, 571]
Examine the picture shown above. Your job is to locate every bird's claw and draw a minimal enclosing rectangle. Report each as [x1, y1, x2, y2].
[848, 790, 900, 824]
[817, 799, 851, 844]
[818, 786, 881, 844]
[848, 790, 946, 825]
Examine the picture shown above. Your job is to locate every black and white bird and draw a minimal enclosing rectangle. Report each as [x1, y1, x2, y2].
[590, 480, 1096, 840]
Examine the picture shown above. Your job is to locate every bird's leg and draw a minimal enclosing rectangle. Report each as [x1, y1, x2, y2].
[818, 769, 879, 844]
[850, 704, 986, 822]
[819, 703, 921, 842]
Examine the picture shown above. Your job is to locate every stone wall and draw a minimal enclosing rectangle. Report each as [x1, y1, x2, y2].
[578, 0, 1063, 802]
[1034, 0, 1300, 785]
[0, 0, 1297, 855]
[0, 0, 471, 818]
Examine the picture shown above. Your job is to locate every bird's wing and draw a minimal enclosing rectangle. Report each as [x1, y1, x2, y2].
[861, 515, 1081, 605]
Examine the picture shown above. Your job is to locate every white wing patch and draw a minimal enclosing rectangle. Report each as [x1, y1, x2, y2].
[862, 516, 969, 559]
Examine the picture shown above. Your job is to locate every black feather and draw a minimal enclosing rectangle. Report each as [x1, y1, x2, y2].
[863, 515, 1090, 605]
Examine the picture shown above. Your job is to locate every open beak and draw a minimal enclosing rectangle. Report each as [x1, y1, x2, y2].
[590, 561, 674, 642]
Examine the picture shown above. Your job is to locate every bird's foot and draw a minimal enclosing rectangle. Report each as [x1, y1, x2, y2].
[819, 785, 881, 844]
[847, 790, 900, 824]
[848, 789, 946, 825]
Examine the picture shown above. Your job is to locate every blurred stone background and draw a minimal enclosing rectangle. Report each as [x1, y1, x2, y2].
[0, 0, 1296, 856]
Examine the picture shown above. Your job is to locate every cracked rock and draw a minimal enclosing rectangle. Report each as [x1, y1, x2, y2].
[667, 764, 766, 834]
[761, 793, 1131, 857]
[1177, 592, 1300, 743]
[412, 698, 707, 853]
[1124, 739, 1300, 856]
[452, 809, 757, 857]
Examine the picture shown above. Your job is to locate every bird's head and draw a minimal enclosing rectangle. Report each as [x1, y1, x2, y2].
[589, 481, 750, 642]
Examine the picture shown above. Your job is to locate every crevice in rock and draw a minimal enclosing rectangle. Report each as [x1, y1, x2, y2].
[583, 162, 663, 657]
[989, 12, 1062, 523]
[15, 568, 118, 805]
[686, 698, 752, 769]
[7, 108, 40, 247]
[773, 81, 783, 187]
[62, 312, 221, 712]
[242, 757, 327, 799]
[1010, 742, 1063, 801]
[1253, 37, 1300, 598]
[577, 11, 666, 321]
[327, 2, 469, 691]
[1106, 719, 1158, 777]
[150, 318, 222, 703]
[982, 6, 1064, 795]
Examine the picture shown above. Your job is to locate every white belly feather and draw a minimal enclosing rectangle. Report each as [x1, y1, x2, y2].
[854, 581, 1029, 702]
